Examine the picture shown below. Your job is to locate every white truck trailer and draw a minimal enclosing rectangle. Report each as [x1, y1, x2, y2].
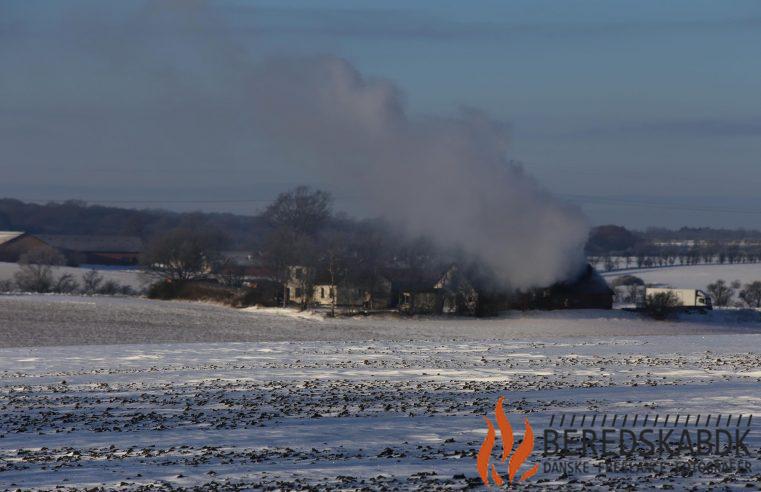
[644, 288, 713, 310]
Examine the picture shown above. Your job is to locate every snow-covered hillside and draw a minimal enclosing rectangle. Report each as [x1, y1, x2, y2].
[604, 263, 761, 290]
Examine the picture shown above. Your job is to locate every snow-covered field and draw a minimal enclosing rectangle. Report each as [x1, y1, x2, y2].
[2, 294, 761, 348]
[604, 263, 761, 290]
[0, 261, 147, 290]
[1, 294, 760, 490]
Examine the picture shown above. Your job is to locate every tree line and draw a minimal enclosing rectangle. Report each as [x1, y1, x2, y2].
[706, 279, 761, 308]
[587, 225, 761, 272]
[139, 187, 454, 310]
[6, 198, 761, 271]
[1, 189, 478, 305]
[0, 198, 267, 250]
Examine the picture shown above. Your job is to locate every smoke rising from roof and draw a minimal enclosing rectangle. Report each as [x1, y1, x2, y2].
[1, 1, 589, 288]
[246, 56, 589, 287]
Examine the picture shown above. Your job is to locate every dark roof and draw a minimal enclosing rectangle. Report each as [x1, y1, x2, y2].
[388, 273, 442, 292]
[219, 264, 275, 279]
[552, 264, 614, 295]
[0, 231, 27, 246]
[38, 234, 143, 253]
[313, 271, 334, 284]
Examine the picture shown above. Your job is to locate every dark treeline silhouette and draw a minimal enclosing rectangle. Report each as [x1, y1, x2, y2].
[642, 227, 761, 241]
[5, 198, 761, 269]
[0, 198, 268, 250]
[0, 192, 474, 283]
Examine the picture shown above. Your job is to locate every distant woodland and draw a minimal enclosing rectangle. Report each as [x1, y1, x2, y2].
[0, 198, 268, 250]
[3, 197, 761, 260]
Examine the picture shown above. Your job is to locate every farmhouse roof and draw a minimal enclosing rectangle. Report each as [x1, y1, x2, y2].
[0, 231, 27, 246]
[384, 268, 441, 292]
[38, 234, 144, 253]
[552, 264, 614, 295]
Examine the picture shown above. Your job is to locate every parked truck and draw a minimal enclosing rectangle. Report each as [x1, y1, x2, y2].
[642, 288, 713, 311]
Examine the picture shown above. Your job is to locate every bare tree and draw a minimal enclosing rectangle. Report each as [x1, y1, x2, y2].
[141, 228, 224, 281]
[739, 281, 761, 308]
[216, 258, 245, 288]
[319, 232, 350, 316]
[14, 247, 65, 293]
[53, 273, 79, 293]
[347, 226, 394, 310]
[82, 269, 104, 294]
[262, 227, 316, 308]
[706, 279, 735, 307]
[97, 279, 133, 296]
[264, 186, 332, 235]
[645, 291, 680, 320]
[636, 254, 645, 268]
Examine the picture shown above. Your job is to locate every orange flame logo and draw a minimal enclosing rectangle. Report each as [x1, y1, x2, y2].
[476, 396, 539, 486]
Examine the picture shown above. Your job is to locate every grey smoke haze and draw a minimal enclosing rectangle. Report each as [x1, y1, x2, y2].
[1, 1, 588, 287]
[245, 57, 589, 287]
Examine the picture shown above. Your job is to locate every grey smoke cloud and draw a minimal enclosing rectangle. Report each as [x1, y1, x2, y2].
[1, 1, 588, 288]
[244, 56, 589, 287]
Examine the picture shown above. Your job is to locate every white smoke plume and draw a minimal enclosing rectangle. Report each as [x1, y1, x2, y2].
[2, 2, 589, 288]
[244, 57, 589, 287]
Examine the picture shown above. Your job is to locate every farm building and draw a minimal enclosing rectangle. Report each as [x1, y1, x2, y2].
[286, 265, 392, 309]
[397, 263, 613, 316]
[0, 231, 51, 262]
[285, 265, 312, 305]
[281, 262, 613, 315]
[396, 265, 479, 315]
[38, 234, 143, 266]
[398, 289, 442, 315]
[237, 278, 284, 307]
[508, 264, 615, 311]
[312, 282, 367, 308]
[434, 265, 479, 315]
[217, 252, 276, 287]
[542, 264, 615, 310]
[389, 269, 444, 315]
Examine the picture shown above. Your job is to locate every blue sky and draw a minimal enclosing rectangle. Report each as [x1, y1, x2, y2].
[2, 0, 760, 228]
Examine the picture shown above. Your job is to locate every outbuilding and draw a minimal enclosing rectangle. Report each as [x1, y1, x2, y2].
[0, 231, 50, 262]
[37, 234, 143, 266]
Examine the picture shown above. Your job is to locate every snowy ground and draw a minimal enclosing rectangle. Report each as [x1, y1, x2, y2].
[0, 262, 147, 290]
[1, 337, 759, 490]
[604, 263, 761, 290]
[1, 295, 760, 490]
[2, 294, 761, 348]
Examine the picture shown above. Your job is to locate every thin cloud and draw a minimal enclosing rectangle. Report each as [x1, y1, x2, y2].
[238, 6, 761, 41]
[564, 118, 761, 139]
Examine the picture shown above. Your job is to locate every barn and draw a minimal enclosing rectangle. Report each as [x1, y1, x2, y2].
[507, 264, 615, 311]
[37, 235, 144, 266]
[541, 264, 615, 310]
[0, 231, 51, 262]
[394, 263, 614, 316]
